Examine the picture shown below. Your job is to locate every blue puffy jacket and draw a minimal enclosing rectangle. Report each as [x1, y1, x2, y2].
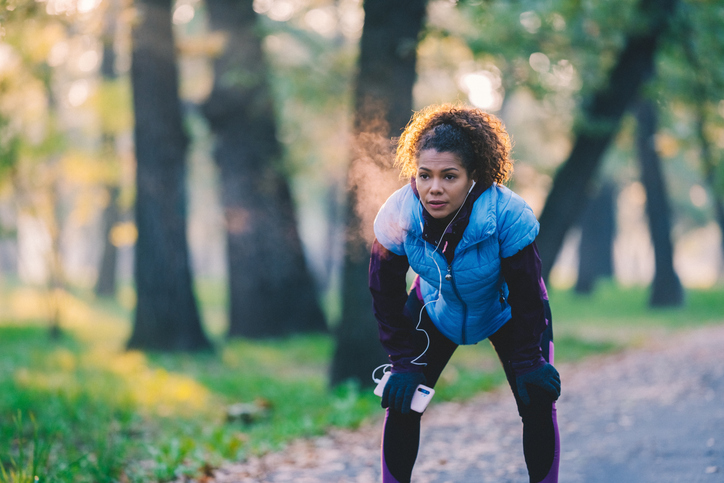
[373, 183, 539, 345]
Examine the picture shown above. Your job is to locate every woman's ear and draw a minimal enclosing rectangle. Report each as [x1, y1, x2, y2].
[467, 171, 479, 192]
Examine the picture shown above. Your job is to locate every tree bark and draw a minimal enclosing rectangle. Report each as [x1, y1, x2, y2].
[95, 11, 121, 297]
[94, 184, 120, 297]
[127, 0, 211, 351]
[202, 0, 326, 338]
[694, 114, 724, 275]
[537, 0, 679, 282]
[330, 0, 428, 387]
[575, 181, 615, 294]
[635, 100, 683, 307]
[680, 17, 724, 277]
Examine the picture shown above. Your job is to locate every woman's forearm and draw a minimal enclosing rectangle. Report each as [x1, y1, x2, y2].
[500, 241, 549, 372]
[369, 239, 422, 370]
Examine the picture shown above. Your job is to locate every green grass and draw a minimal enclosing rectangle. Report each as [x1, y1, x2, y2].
[549, 281, 724, 346]
[0, 280, 722, 481]
[0, 323, 378, 481]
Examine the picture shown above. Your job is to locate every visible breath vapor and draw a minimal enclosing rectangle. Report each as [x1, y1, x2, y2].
[347, 127, 406, 248]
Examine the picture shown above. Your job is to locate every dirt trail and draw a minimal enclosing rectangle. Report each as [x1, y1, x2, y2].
[208, 324, 724, 483]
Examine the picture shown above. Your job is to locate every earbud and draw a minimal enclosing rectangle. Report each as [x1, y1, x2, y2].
[468, 180, 476, 194]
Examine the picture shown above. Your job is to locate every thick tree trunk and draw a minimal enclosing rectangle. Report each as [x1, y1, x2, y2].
[537, 0, 678, 282]
[575, 181, 615, 294]
[330, 0, 428, 387]
[127, 0, 211, 351]
[202, 0, 326, 338]
[635, 100, 683, 307]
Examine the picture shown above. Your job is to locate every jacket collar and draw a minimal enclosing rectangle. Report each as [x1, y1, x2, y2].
[410, 176, 490, 248]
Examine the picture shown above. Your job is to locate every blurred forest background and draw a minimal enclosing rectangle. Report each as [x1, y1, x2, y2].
[1, 0, 723, 480]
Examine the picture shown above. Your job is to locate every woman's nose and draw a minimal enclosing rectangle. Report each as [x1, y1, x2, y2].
[430, 178, 443, 193]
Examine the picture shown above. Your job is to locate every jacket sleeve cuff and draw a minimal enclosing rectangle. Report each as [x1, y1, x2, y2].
[510, 356, 547, 376]
[390, 359, 426, 374]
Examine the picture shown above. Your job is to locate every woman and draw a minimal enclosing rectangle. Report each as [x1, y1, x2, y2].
[369, 104, 561, 483]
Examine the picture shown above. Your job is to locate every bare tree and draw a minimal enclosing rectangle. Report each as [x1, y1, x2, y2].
[536, 0, 679, 281]
[202, 0, 326, 338]
[127, 0, 211, 351]
[330, 0, 429, 387]
[575, 182, 615, 294]
[679, 12, 724, 276]
[635, 99, 683, 306]
[95, 0, 122, 297]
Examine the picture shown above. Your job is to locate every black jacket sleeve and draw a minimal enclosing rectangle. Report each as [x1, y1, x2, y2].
[500, 241, 550, 374]
[369, 239, 424, 372]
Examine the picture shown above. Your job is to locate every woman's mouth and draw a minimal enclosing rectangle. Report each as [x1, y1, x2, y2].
[427, 200, 447, 210]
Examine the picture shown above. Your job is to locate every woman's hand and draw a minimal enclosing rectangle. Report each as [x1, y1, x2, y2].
[515, 363, 561, 405]
[381, 372, 427, 414]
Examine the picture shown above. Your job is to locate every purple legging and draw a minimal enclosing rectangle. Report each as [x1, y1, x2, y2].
[381, 298, 559, 483]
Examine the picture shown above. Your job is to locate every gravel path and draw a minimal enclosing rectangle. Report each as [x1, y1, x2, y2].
[210, 324, 724, 483]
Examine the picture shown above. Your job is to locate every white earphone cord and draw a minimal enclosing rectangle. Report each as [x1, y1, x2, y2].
[411, 184, 473, 367]
[372, 180, 476, 383]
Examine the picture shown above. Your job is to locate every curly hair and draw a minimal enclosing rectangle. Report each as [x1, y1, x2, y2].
[395, 104, 513, 187]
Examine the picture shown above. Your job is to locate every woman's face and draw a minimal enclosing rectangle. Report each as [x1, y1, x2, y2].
[416, 149, 474, 219]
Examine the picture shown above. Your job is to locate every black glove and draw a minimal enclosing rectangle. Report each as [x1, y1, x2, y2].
[381, 372, 427, 414]
[515, 363, 561, 405]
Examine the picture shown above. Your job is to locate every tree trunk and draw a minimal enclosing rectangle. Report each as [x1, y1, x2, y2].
[330, 0, 428, 387]
[127, 0, 211, 351]
[635, 100, 683, 307]
[48, 179, 65, 340]
[95, 4, 121, 297]
[695, 114, 724, 276]
[537, 0, 679, 282]
[95, 184, 120, 297]
[680, 19, 724, 277]
[202, 0, 326, 338]
[575, 181, 615, 294]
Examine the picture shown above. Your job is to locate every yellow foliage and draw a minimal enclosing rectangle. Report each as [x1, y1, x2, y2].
[61, 150, 119, 185]
[110, 221, 137, 247]
[58, 288, 98, 327]
[0, 54, 48, 132]
[714, 127, 724, 149]
[18, 19, 67, 65]
[103, 351, 213, 417]
[655, 133, 680, 158]
[13, 367, 77, 392]
[88, 79, 133, 134]
[51, 348, 77, 371]
[10, 286, 51, 320]
[13, 347, 213, 418]
[2, 284, 216, 419]
[67, 190, 107, 227]
[106, 350, 148, 374]
[3, 287, 127, 337]
[177, 32, 227, 58]
[117, 284, 137, 311]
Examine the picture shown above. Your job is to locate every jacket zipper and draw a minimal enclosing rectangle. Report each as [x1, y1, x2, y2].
[446, 264, 468, 344]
